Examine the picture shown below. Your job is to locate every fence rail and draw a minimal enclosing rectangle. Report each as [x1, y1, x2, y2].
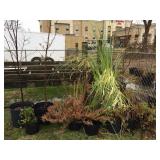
[4, 51, 156, 89]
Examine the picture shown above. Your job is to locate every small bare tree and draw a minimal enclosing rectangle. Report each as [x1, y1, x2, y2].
[4, 20, 28, 102]
[39, 20, 57, 102]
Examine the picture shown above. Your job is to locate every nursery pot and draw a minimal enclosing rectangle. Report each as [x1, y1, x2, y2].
[105, 117, 122, 134]
[33, 102, 53, 124]
[141, 72, 155, 87]
[25, 122, 39, 135]
[83, 121, 100, 136]
[127, 117, 141, 131]
[68, 120, 83, 131]
[10, 101, 34, 128]
[129, 67, 143, 77]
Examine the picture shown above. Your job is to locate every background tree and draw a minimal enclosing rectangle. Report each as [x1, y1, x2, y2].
[39, 20, 57, 102]
[4, 20, 28, 102]
[142, 20, 152, 52]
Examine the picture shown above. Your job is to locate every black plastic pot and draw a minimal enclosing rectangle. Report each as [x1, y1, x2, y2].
[25, 122, 39, 135]
[33, 102, 53, 123]
[10, 101, 34, 128]
[83, 121, 100, 136]
[105, 117, 122, 134]
[141, 72, 155, 86]
[129, 67, 143, 77]
[127, 117, 141, 131]
[68, 120, 83, 131]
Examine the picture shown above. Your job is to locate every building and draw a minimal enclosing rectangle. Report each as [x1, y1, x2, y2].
[39, 20, 132, 50]
[103, 20, 132, 43]
[112, 23, 156, 48]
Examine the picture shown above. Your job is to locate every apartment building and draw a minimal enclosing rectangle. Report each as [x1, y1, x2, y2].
[39, 20, 132, 50]
[112, 23, 156, 48]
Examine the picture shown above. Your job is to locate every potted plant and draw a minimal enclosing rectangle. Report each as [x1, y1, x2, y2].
[42, 96, 85, 131]
[10, 101, 34, 128]
[102, 108, 123, 134]
[4, 20, 34, 128]
[105, 117, 122, 134]
[82, 108, 106, 136]
[33, 21, 56, 124]
[67, 120, 83, 131]
[83, 120, 100, 136]
[33, 101, 53, 124]
[20, 107, 39, 135]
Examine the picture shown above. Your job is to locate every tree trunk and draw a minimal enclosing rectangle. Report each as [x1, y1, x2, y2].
[142, 20, 152, 52]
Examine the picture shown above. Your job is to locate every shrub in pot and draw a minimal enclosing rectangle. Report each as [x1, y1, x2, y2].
[20, 107, 39, 135]
[42, 96, 85, 129]
[83, 120, 100, 136]
[42, 96, 106, 135]
[10, 101, 34, 128]
[125, 107, 141, 131]
[125, 105, 156, 134]
[33, 102, 53, 123]
[67, 120, 83, 131]
[82, 108, 106, 136]
[105, 117, 122, 134]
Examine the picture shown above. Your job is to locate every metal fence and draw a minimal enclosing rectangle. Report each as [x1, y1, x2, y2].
[4, 49, 156, 107]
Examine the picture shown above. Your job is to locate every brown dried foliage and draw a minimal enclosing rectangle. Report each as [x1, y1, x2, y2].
[42, 95, 107, 125]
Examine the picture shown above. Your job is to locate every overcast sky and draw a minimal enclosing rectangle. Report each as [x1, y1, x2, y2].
[21, 20, 40, 32]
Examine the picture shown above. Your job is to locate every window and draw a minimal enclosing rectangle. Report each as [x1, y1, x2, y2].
[116, 26, 122, 31]
[66, 26, 70, 31]
[148, 34, 152, 37]
[75, 26, 79, 32]
[108, 26, 111, 32]
[40, 25, 42, 31]
[101, 30, 103, 33]
[135, 34, 139, 38]
[93, 37, 95, 39]
[85, 37, 88, 40]
[56, 27, 59, 31]
[75, 43, 78, 49]
[108, 36, 111, 43]
[85, 26, 88, 31]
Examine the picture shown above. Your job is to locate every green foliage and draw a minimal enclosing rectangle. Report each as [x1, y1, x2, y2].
[89, 42, 127, 109]
[20, 107, 37, 125]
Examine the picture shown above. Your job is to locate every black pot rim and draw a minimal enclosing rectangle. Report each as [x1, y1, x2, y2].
[10, 101, 34, 110]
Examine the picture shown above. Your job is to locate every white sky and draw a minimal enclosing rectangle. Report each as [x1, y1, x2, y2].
[21, 20, 40, 32]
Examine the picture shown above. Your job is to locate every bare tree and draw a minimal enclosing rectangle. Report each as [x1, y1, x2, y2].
[4, 20, 28, 102]
[142, 20, 152, 52]
[40, 20, 57, 102]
